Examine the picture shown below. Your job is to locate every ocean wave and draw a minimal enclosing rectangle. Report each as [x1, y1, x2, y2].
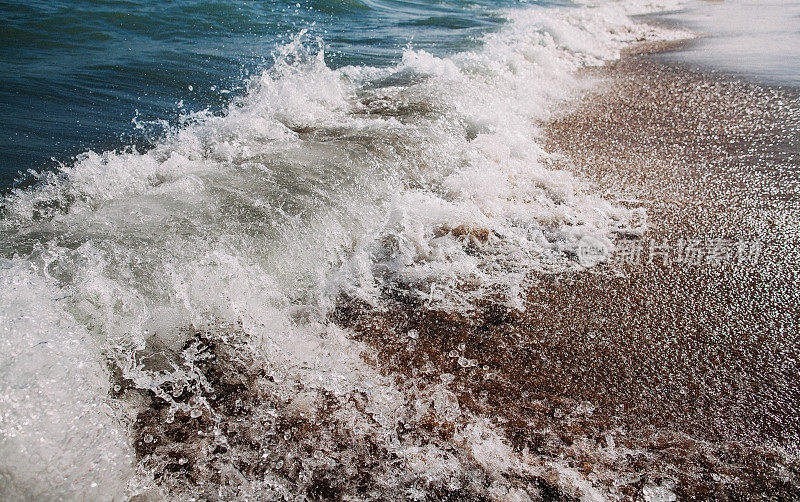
[0, 1, 689, 499]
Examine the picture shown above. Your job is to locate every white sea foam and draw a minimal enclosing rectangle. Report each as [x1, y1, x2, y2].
[0, 1, 689, 498]
[0, 260, 133, 500]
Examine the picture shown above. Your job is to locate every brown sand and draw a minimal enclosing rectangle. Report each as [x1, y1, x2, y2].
[335, 51, 800, 498]
[125, 44, 800, 501]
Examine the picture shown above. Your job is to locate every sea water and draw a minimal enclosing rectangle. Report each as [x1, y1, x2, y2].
[650, 0, 800, 86]
[0, 0, 690, 499]
[0, 0, 523, 190]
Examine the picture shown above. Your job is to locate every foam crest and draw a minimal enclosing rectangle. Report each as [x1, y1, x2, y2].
[332, 1, 672, 308]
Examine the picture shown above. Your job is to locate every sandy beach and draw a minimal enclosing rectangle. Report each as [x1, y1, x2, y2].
[336, 45, 800, 499]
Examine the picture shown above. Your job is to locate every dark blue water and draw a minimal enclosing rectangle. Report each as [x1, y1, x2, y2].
[0, 0, 520, 191]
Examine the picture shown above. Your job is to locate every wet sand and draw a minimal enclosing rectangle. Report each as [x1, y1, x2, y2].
[125, 44, 800, 501]
[336, 49, 800, 498]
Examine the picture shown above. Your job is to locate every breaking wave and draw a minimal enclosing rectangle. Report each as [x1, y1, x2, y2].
[0, 1, 691, 499]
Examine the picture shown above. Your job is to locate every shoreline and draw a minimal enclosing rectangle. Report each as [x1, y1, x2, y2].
[120, 35, 800, 502]
[335, 44, 800, 498]
[640, 0, 800, 88]
[5, 2, 799, 500]
[110, 16, 800, 502]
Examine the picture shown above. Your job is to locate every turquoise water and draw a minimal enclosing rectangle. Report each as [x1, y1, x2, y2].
[0, 0, 521, 190]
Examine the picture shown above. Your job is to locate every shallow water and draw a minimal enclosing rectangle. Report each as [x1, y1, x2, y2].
[649, 0, 800, 86]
